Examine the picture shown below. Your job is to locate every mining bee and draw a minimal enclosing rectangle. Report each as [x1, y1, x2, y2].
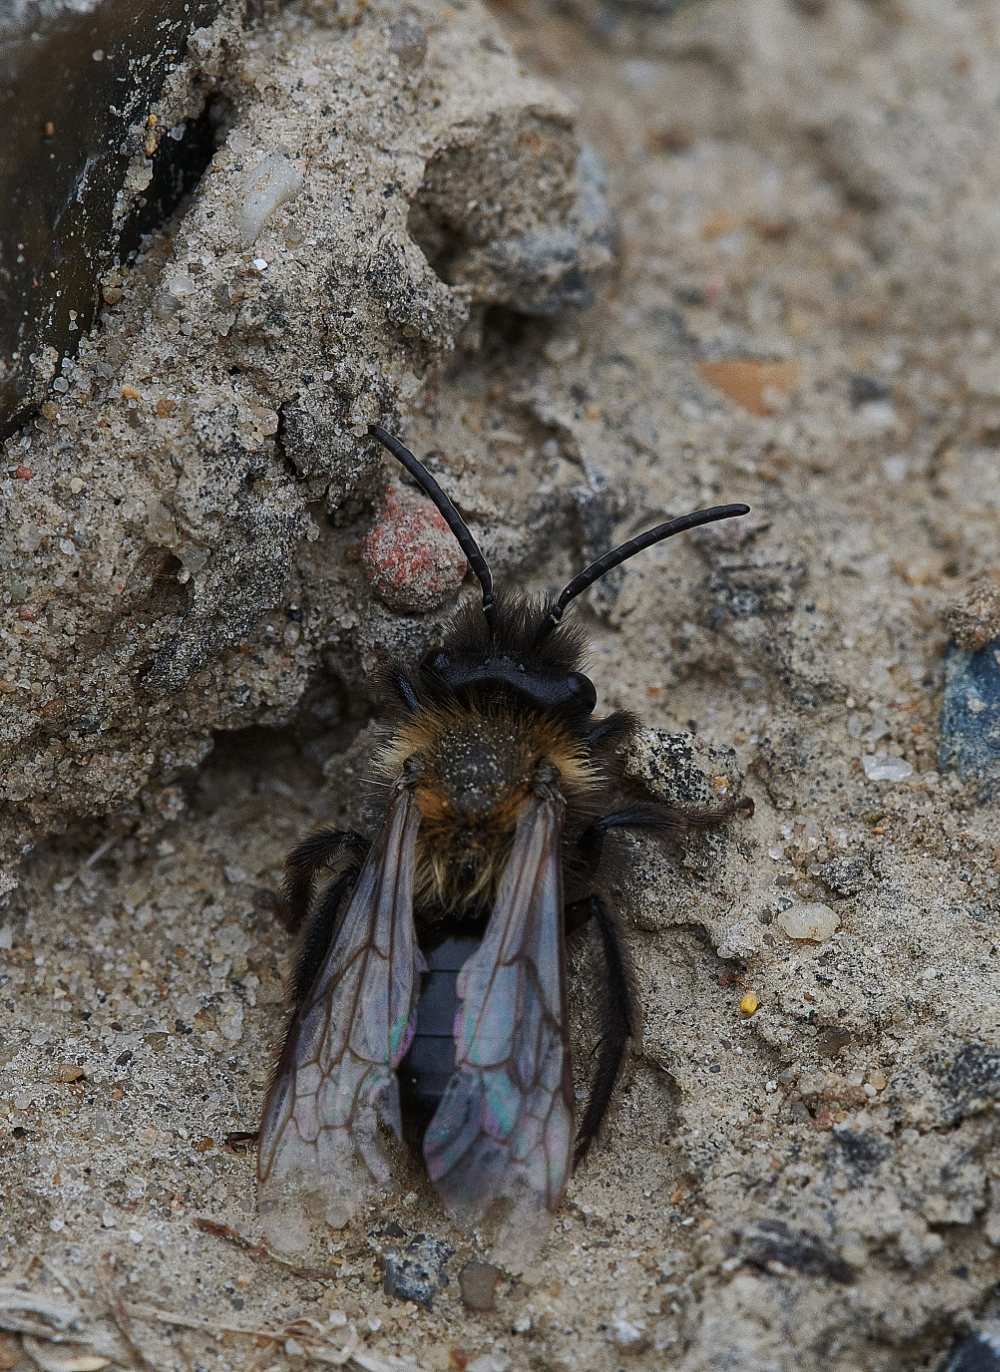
[257, 425, 752, 1266]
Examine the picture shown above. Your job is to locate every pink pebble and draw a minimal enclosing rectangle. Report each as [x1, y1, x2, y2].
[362, 483, 468, 612]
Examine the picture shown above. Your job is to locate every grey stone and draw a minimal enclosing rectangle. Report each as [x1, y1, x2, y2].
[382, 1235, 453, 1308]
[0, 0, 613, 865]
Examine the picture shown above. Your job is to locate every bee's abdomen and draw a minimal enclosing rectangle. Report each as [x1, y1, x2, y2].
[399, 935, 480, 1135]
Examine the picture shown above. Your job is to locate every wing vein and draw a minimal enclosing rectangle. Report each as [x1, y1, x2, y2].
[257, 784, 422, 1253]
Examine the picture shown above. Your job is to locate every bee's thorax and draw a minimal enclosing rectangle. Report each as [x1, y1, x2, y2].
[379, 703, 596, 917]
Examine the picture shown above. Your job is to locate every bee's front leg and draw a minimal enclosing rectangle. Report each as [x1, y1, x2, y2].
[575, 798, 752, 875]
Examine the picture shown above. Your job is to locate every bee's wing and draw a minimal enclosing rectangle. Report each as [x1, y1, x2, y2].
[257, 785, 423, 1253]
[423, 785, 573, 1270]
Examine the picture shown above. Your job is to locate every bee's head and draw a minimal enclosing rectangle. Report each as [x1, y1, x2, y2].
[367, 426, 749, 714]
[417, 632, 598, 721]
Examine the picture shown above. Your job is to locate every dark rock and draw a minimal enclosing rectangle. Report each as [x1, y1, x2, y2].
[937, 1325, 1000, 1372]
[943, 1044, 1000, 1117]
[825, 1129, 890, 1176]
[738, 1219, 857, 1285]
[0, 0, 229, 435]
[820, 855, 870, 897]
[382, 1235, 453, 1309]
[849, 375, 891, 407]
[938, 640, 1000, 788]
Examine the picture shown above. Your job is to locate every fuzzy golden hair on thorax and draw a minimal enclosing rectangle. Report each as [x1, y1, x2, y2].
[377, 702, 599, 917]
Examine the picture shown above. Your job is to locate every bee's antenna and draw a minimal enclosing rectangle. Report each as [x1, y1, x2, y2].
[368, 425, 497, 637]
[535, 502, 751, 643]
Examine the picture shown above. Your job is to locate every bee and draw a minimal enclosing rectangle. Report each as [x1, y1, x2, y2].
[257, 424, 753, 1267]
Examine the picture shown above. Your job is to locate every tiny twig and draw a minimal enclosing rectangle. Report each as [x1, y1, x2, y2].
[22, 1334, 112, 1370]
[97, 1254, 158, 1372]
[124, 1307, 401, 1370]
[126, 1304, 281, 1339]
[0, 1311, 80, 1339]
[243, 1336, 278, 1372]
[0, 1286, 81, 1331]
[41, 1257, 84, 1304]
[193, 1218, 341, 1281]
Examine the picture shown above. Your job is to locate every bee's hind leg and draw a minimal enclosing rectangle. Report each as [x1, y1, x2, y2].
[289, 865, 365, 1007]
[281, 829, 370, 933]
[564, 894, 636, 1167]
[281, 829, 371, 1007]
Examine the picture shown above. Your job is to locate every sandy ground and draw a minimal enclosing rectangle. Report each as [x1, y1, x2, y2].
[3, 1, 1000, 1369]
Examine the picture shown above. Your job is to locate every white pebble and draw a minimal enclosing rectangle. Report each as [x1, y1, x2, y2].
[862, 752, 914, 782]
[234, 153, 304, 245]
[613, 1315, 646, 1346]
[776, 903, 840, 944]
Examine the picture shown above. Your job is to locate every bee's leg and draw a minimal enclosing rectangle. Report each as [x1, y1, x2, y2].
[585, 710, 640, 750]
[564, 894, 636, 1166]
[576, 799, 752, 874]
[290, 865, 363, 1007]
[282, 829, 370, 934]
[372, 649, 421, 713]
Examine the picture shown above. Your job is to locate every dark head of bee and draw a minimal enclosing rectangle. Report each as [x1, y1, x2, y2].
[256, 423, 752, 1264]
[416, 622, 599, 726]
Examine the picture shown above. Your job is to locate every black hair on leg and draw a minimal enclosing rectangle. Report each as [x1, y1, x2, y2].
[565, 894, 637, 1166]
[576, 798, 753, 875]
[586, 710, 640, 751]
[290, 866, 362, 1007]
[372, 649, 421, 713]
[282, 829, 370, 934]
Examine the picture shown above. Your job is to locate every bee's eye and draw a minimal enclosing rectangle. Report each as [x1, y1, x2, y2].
[566, 673, 597, 710]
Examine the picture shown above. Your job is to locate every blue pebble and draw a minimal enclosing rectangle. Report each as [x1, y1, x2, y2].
[938, 640, 1000, 790]
[938, 1325, 1000, 1372]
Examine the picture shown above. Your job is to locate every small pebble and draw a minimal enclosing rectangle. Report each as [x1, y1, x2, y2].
[458, 1260, 502, 1311]
[740, 992, 758, 1016]
[234, 152, 304, 245]
[362, 482, 468, 612]
[388, 17, 428, 68]
[862, 752, 914, 782]
[776, 903, 840, 943]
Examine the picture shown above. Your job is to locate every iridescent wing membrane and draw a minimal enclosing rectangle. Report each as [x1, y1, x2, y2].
[257, 785, 424, 1253]
[258, 781, 573, 1264]
[423, 786, 574, 1267]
